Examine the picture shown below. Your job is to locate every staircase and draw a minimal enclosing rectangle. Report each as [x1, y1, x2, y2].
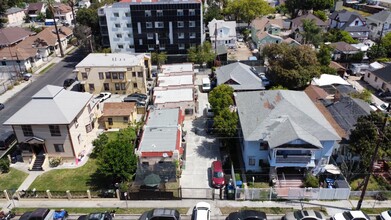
[31, 155, 45, 171]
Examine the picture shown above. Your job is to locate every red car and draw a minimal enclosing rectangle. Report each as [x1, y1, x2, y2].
[211, 160, 225, 188]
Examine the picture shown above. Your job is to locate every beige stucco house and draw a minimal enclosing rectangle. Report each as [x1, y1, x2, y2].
[4, 85, 101, 170]
[4, 7, 25, 27]
[102, 102, 137, 130]
[75, 53, 151, 95]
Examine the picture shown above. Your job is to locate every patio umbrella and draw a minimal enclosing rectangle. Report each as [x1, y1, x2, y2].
[143, 173, 161, 187]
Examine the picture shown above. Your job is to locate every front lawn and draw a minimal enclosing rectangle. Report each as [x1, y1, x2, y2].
[29, 158, 109, 191]
[0, 168, 28, 190]
[350, 175, 389, 191]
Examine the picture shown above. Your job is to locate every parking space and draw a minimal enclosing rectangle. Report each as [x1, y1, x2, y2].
[227, 42, 253, 61]
[180, 74, 221, 197]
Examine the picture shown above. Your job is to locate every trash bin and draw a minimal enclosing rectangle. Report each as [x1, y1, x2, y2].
[236, 180, 243, 188]
[226, 184, 235, 200]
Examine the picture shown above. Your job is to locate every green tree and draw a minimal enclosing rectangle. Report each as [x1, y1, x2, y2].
[317, 44, 332, 66]
[350, 89, 372, 103]
[213, 108, 238, 137]
[381, 32, 391, 55]
[323, 29, 358, 44]
[0, 0, 9, 28]
[275, 4, 288, 15]
[262, 43, 321, 89]
[92, 133, 109, 157]
[36, 12, 46, 22]
[45, 7, 53, 20]
[76, 8, 100, 35]
[320, 65, 337, 75]
[204, 3, 224, 24]
[208, 84, 234, 115]
[73, 25, 92, 52]
[225, 0, 274, 25]
[45, 0, 64, 57]
[187, 41, 215, 67]
[301, 19, 322, 46]
[0, 158, 10, 173]
[367, 44, 387, 61]
[285, 0, 333, 18]
[313, 10, 327, 21]
[151, 52, 168, 68]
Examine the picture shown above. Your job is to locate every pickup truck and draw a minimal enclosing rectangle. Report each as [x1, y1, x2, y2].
[19, 209, 68, 220]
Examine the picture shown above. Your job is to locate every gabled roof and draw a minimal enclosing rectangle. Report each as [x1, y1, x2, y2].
[17, 26, 73, 49]
[4, 85, 93, 125]
[207, 19, 236, 37]
[0, 46, 38, 60]
[53, 3, 72, 14]
[330, 42, 360, 52]
[5, 7, 24, 15]
[291, 13, 328, 27]
[235, 90, 340, 145]
[367, 10, 391, 24]
[216, 62, 265, 91]
[251, 17, 284, 31]
[103, 102, 136, 116]
[0, 27, 34, 46]
[329, 61, 346, 70]
[330, 10, 364, 22]
[256, 32, 282, 41]
[27, 2, 45, 13]
[370, 64, 391, 83]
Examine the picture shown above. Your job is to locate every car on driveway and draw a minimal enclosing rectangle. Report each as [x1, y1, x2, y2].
[0, 103, 4, 111]
[211, 160, 225, 188]
[226, 210, 267, 220]
[128, 93, 148, 100]
[139, 209, 180, 220]
[283, 210, 325, 220]
[194, 202, 211, 220]
[23, 73, 32, 81]
[95, 92, 111, 102]
[380, 210, 391, 220]
[123, 96, 146, 105]
[332, 211, 370, 220]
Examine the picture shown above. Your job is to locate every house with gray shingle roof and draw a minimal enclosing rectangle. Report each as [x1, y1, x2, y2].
[3, 85, 101, 169]
[291, 13, 328, 44]
[330, 10, 370, 40]
[216, 62, 266, 91]
[366, 10, 391, 40]
[235, 90, 340, 175]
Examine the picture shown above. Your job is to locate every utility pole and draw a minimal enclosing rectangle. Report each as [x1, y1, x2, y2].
[47, 0, 65, 57]
[356, 104, 391, 210]
[376, 22, 388, 59]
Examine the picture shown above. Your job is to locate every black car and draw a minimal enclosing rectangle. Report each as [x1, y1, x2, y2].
[139, 209, 180, 220]
[77, 213, 113, 220]
[128, 93, 148, 100]
[0, 131, 17, 150]
[63, 78, 76, 88]
[226, 210, 267, 220]
[123, 96, 146, 105]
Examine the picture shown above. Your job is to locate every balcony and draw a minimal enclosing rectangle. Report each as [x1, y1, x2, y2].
[275, 155, 312, 163]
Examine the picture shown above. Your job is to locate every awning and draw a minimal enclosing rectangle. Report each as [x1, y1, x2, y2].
[24, 136, 45, 144]
[322, 164, 341, 175]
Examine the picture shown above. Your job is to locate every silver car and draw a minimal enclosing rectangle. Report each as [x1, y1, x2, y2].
[283, 210, 326, 220]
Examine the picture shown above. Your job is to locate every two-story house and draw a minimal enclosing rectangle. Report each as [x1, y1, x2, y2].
[26, 2, 46, 22]
[366, 10, 391, 40]
[53, 3, 74, 25]
[235, 90, 340, 178]
[74, 53, 151, 95]
[330, 10, 370, 41]
[291, 13, 328, 44]
[3, 7, 25, 27]
[251, 17, 285, 49]
[4, 85, 101, 171]
[364, 63, 390, 92]
[208, 19, 237, 49]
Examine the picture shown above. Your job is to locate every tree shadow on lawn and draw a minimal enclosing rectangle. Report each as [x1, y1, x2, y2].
[87, 171, 113, 191]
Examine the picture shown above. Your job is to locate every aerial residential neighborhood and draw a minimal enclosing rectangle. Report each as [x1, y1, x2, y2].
[1, 0, 391, 219]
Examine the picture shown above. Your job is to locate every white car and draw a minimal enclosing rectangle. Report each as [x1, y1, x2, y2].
[95, 92, 111, 102]
[333, 211, 370, 220]
[193, 202, 210, 220]
[380, 210, 391, 220]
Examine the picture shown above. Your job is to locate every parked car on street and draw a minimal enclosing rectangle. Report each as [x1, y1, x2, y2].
[211, 160, 225, 188]
[332, 211, 370, 220]
[205, 104, 214, 118]
[380, 210, 391, 220]
[193, 202, 211, 220]
[127, 93, 148, 100]
[226, 210, 267, 220]
[139, 209, 180, 220]
[23, 73, 32, 81]
[95, 92, 112, 103]
[0, 103, 4, 111]
[77, 212, 113, 220]
[283, 210, 325, 220]
[0, 131, 17, 150]
[20, 209, 68, 220]
[63, 78, 76, 88]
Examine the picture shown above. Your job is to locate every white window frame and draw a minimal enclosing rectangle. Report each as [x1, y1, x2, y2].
[178, 32, 184, 39]
[146, 22, 152, 29]
[177, 9, 184, 16]
[178, 21, 184, 28]
[155, 21, 164, 28]
[189, 32, 196, 38]
[189, 21, 195, 27]
[157, 10, 163, 17]
[145, 10, 151, 17]
[147, 33, 154, 39]
[189, 9, 195, 16]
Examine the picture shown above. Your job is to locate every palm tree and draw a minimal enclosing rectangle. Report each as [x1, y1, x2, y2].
[45, 0, 64, 57]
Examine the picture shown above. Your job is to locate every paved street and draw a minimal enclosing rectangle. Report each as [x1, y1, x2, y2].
[0, 49, 86, 133]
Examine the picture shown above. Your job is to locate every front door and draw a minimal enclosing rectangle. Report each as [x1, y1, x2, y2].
[32, 144, 44, 155]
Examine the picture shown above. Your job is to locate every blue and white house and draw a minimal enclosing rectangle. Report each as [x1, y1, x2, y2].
[235, 90, 341, 177]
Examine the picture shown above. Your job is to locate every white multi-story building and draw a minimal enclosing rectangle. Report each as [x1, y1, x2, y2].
[208, 19, 237, 49]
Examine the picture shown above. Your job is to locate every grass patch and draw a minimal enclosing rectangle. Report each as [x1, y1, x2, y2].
[12, 208, 189, 215]
[220, 207, 327, 215]
[0, 168, 28, 190]
[342, 6, 372, 17]
[39, 63, 55, 74]
[165, 181, 180, 198]
[105, 131, 120, 142]
[29, 158, 108, 191]
[350, 175, 387, 191]
[247, 182, 270, 188]
[361, 208, 389, 215]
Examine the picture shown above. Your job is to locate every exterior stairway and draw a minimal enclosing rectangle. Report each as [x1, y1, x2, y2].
[31, 155, 45, 171]
[274, 174, 304, 197]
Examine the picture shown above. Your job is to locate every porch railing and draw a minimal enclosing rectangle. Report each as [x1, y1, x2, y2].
[275, 155, 311, 163]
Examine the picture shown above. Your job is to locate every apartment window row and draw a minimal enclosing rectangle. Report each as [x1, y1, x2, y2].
[177, 21, 196, 28]
[145, 9, 195, 17]
[102, 72, 125, 80]
[113, 12, 131, 17]
[177, 32, 196, 39]
[117, 44, 134, 49]
[131, 71, 144, 77]
[148, 44, 166, 50]
[114, 23, 132, 28]
[145, 21, 195, 29]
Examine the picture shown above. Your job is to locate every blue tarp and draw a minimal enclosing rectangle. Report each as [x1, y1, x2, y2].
[54, 211, 67, 220]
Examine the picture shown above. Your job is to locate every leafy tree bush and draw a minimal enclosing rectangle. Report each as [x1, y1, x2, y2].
[303, 172, 319, 187]
[314, 10, 327, 21]
[323, 29, 358, 44]
[209, 84, 234, 115]
[0, 158, 10, 173]
[49, 157, 63, 167]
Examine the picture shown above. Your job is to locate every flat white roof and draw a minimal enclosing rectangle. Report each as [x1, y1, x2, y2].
[154, 88, 193, 104]
[161, 63, 193, 74]
[311, 74, 350, 87]
[158, 75, 193, 87]
[75, 53, 147, 67]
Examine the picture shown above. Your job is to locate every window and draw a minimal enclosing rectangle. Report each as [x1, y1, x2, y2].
[119, 72, 124, 79]
[137, 72, 143, 77]
[367, 72, 370, 78]
[113, 12, 119, 17]
[49, 125, 61, 136]
[98, 72, 104, 79]
[146, 22, 152, 28]
[112, 72, 118, 79]
[375, 76, 378, 82]
[85, 124, 92, 133]
[127, 33, 133, 38]
[22, 125, 33, 137]
[54, 144, 64, 152]
[118, 44, 124, 49]
[1, 61, 6, 66]
[125, 12, 131, 17]
[128, 44, 134, 49]
[132, 72, 136, 77]
[108, 118, 113, 125]
[190, 43, 196, 48]
[78, 134, 81, 144]
[104, 83, 110, 91]
[155, 22, 164, 28]
[148, 45, 155, 50]
[139, 39, 143, 45]
[189, 21, 195, 27]
[133, 83, 138, 88]
[177, 10, 183, 16]
[89, 83, 95, 91]
[116, 34, 122, 38]
[145, 10, 151, 17]
[120, 83, 126, 90]
[157, 10, 163, 17]
[177, 21, 184, 28]
[259, 159, 263, 167]
[123, 117, 129, 123]
[189, 9, 195, 16]
[115, 23, 120, 28]
[81, 72, 88, 80]
[355, 20, 359, 26]
[115, 83, 120, 90]
[147, 33, 154, 39]
[259, 141, 268, 150]
[178, 43, 185, 49]
[178, 32, 184, 39]
[126, 23, 132, 28]
[160, 44, 165, 50]
[105, 72, 111, 79]
[189, 32, 196, 38]
[249, 156, 256, 166]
